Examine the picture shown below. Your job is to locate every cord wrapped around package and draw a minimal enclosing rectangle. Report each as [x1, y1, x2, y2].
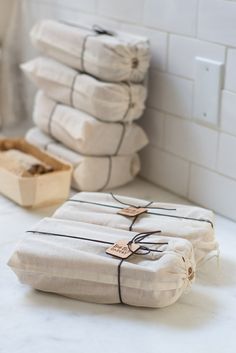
[8, 217, 195, 307]
[21, 57, 147, 123]
[33, 91, 148, 156]
[26, 128, 140, 191]
[52, 192, 218, 266]
[30, 20, 150, 83]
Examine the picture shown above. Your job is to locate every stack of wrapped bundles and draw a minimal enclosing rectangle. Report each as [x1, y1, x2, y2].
[8, 192, 218, 307]
[22, 20, 150, 191]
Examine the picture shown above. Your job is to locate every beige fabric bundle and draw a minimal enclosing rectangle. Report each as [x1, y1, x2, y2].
[52, 192, 218, 266]
[33, 91, 148, 156]
[30, 20, 150, 83]
[8, 217, 195, 307]
[21, 57, 147, 123]
[26, 128, 140, 191]
[0, 149, 52, 177]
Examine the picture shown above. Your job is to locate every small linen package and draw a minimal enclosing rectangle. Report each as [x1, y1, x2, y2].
[0, 138, 72, 207]
[52, 192, 218, 266]
[8, 217, 195, 307]
[21, 57, 147, 123]
[33, 91, 148, 156]
[30, 20, 150, 82]
[26, 128, 140, 191]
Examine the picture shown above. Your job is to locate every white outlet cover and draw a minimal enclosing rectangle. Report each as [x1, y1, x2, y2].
[193, 57, 223, 126]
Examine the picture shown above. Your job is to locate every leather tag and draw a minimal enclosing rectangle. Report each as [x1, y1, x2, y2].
[106, 239, 140, 259]
[117, 207, 147, 217]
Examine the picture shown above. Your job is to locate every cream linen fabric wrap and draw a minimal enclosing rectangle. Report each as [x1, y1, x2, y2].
[21, 57, 147, 123]
[30, 20, 150, 83]
[52, 192, 218, 266]
[33, 91, 148, 156]
[8, 217, 195, 307]
[25, 128, 140, 191]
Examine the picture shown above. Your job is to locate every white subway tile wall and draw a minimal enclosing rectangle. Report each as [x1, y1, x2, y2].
[225, 49, 236, 92]
[217, 133, 236, 179]
[56, 0, 97, 12]
[27, 0, 236, 221]
[168, 36, 225, 79]
[98, 0, 144, 23]
[148, 72, 193, 118]
[164, 115, 218, 168]
[140, 146, 190, 197]
[139, 109, 165, 149]
[143, 0, 198, 36]
[189, 164, 236, 221]
[198, 0, 236, 47]
[221, 91, 236, 136]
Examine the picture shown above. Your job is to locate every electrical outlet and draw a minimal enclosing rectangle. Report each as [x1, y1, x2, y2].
[193, 57, 223, 126]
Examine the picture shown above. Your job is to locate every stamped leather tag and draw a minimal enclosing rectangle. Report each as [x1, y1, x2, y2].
[117, 207, 147, 217]
[106, 239, 140, 259]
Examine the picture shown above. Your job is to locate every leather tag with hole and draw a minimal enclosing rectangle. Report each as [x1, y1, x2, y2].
[117, 207, 147, 217]
[106, 239, 140, 259]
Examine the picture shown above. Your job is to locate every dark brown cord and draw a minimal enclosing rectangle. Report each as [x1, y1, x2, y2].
[114, 123, 126, 156]
[121, 81, 133, 122]
[59, 20, 115, 36]
[47, 103, 57, 138]
[80, 26, 114, 72]
[70, 74, 78, 107]
[62, 22, 114, 73]
[80, 34, 97, 72]
[110, 192, 153, 209]
[98, 157, 112, 191]
[92, 25, 115, 36]
[70, 76, 133, 124]
[68, 196, 213, 229]
[110, 193, 213, 228]
[110, 193, 173, 231]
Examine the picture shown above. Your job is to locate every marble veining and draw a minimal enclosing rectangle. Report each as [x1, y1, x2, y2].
[0, 178, 236, 353]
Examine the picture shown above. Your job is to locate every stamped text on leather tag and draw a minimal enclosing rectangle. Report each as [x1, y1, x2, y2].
[106, 239, 140, 259]
[117, 207, 147, 217]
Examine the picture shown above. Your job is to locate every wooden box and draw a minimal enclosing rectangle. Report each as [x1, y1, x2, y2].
[0, 138, 72, 207]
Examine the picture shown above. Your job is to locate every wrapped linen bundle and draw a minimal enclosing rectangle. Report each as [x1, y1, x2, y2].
[52, 192, 218, 266]
[8, 217, 195, 307]
[33, 91, 148, 156]
[26, 128, 140, 191]
[30, 20, 150, 83]
[21, 57, 147, 123]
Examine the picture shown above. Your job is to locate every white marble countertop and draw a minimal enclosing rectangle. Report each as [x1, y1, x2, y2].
[0, 177, 236, 353]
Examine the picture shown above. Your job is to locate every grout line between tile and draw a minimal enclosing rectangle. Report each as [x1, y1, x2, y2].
[146, 143, 236, 183]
